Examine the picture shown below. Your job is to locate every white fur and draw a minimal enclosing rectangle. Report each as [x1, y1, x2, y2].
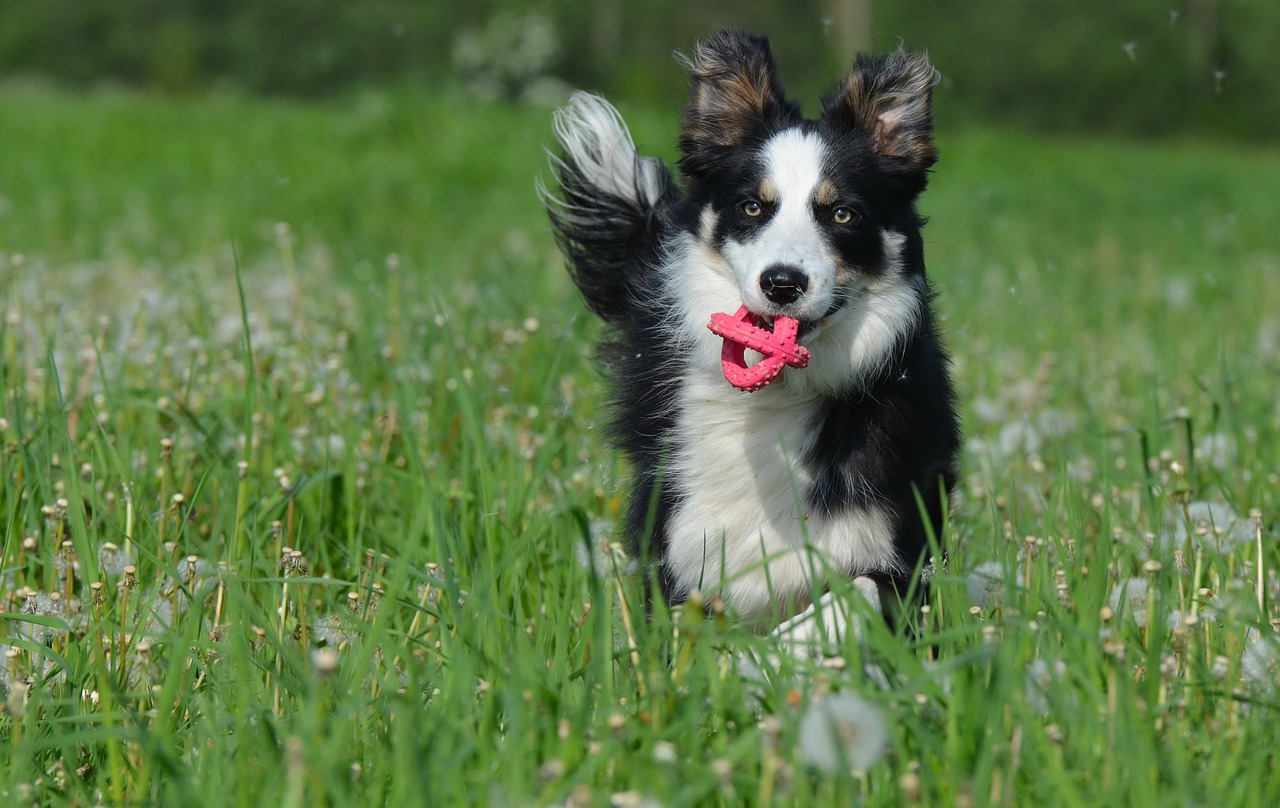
[737, 582, 884, 682]
[791, 230, 923, 398]
[663, 362, 900, 622]
[655, 131, 926, 624]
[657, 232, 908, 623]
[548, 92, 663, 207]
[723, 130, 838, 321]
[773, 578, 881, 652]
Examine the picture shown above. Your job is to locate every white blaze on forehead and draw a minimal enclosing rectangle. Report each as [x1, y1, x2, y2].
[723, 128, 837, 319]
[760, 128, 826, 204]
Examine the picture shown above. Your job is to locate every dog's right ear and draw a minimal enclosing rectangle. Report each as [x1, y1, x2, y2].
[676, 30, 796, 174]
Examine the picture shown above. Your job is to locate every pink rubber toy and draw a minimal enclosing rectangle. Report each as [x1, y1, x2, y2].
[707, 305, 810, 392]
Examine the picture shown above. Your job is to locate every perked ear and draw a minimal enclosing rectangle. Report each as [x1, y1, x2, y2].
[827, 51, 939, 172]
[677, 30, 795, 162]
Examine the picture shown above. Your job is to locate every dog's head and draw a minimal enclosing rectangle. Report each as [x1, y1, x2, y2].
[676, 30, 937, 343]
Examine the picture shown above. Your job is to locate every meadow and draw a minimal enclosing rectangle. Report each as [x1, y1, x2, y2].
[1, 84, 1279, 806]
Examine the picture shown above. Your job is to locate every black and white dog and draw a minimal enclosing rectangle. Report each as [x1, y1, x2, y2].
[544, 30, 960, 636]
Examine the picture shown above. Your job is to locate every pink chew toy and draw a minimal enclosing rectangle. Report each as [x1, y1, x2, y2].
[707, 305, 810, 392]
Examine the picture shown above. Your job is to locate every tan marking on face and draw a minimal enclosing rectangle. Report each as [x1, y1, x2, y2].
[815, 180, 839, 206]
[757, 178, 778, 204]
[698, 205, 719, 243]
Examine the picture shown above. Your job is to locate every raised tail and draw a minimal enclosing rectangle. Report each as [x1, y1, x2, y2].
[541, 92, 674, 325]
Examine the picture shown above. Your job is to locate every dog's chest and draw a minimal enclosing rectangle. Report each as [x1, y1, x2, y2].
[663, 372, 898, 619]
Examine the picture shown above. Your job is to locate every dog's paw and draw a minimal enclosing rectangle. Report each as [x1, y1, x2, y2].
[738, 577, 882, 683]
[772, 577, 882, 660]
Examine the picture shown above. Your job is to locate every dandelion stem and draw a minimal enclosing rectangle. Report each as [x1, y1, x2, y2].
[758, 753, 779, 806]
[671, 595, 704, 687]
[275, 222, 305, 339]
[214, 561, 228, 628]
[1189, 547, 1204, 623]
[1254, 509, 1266, 615]
[613, 562, 644, 698]
[276, 571, 290, 716]
[232, 462, 249, 567]
[61, 541, 75, 609]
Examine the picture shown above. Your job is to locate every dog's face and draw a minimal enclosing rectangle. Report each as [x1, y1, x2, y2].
[676, 31, 937, 344]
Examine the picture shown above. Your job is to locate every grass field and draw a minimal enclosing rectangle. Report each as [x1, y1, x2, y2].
[2, 84, 1280, 806]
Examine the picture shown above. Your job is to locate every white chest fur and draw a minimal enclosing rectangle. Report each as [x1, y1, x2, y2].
[655, 223, 915, 623]
[664, 368, 899, 623]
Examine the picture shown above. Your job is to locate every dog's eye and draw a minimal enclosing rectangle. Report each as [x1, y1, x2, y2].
[832, 207, 859, 225]
[741, 200, 763, 218]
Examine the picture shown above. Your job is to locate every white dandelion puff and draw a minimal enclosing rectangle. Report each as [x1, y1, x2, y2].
[314, 613, 358, 648]
[1163, 501, 1253, 553]
[608, 792, 662, 808]
[1036, 408, 1075, 439]
[971, 397, 1006, 424]
[1194, 433, 1235, 470]
[311, 647, 341, 676]
[797, 692, 889, 773]
[997, 417, 1041, 458]
[1241, 632, 1280, 694]
[651, 740, 677, 764]
[98, 543, 136, 577]
[967, 561, 1017, 609]
[1108, 577, 1150, 626]
[573, 519, 635, 576]
[1024, 658, 1069, 716]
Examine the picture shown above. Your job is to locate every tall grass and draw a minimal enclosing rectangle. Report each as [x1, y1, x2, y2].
[1, 86, 1279, 805]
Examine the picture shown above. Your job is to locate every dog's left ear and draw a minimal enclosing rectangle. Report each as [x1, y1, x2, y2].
[825, 51, 939, 175]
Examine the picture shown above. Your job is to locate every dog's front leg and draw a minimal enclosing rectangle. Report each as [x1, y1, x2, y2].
[739, 576, 883, 684]
[771, 576, 882, 661]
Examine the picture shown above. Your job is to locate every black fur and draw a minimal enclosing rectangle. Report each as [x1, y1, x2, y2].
[545, 29, 960, 624]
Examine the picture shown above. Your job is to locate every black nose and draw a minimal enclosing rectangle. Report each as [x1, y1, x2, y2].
[759, 266, 808, 306]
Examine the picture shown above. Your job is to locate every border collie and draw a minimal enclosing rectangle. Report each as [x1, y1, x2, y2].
[544, 30, 960, 636]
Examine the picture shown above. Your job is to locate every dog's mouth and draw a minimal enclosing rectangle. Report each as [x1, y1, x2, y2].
[706, 306, 811, 392]
[756, 297, 846, 340]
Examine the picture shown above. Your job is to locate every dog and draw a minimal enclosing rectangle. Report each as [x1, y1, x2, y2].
[543, 29, 960, 638]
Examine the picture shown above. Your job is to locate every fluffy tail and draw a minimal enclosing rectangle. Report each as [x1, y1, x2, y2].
[541, 92, 674, 325]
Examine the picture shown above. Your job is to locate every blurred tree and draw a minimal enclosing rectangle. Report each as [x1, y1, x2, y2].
[0, 0, 1273, 138]
[1186, 0, 1224, 96]
[829, 0, 872, 57]
[590, 0, 623, 81]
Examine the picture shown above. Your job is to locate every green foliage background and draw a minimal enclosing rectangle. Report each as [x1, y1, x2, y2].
[2, 2, 1280, 804]
[1, 0, 1277, 137]
[1, 86, 1279, 806]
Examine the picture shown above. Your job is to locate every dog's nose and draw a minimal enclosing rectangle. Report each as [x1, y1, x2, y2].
[759, 266, 808, 306]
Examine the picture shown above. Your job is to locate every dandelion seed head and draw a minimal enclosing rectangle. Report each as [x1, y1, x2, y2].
[797, 692, 889, 773]
[607, 712, 627, 736]
[899, 771, 922, 801]
[150, 599, 177, 631]
[651, 740, 677, 764]
[311, 647, 341, 676]
[966, 561, 1013, 609]
[997, 417, 1041, 458]
[1241, 633, 1280, 692]
[1163, 501, 1253, 553]
[317, 617, 358, 647]
[608, 792, 660, 808]
[1024, 658, 1068, 716]
[1108, 577, 1150, 626]
[1210, 655, 1230, 680]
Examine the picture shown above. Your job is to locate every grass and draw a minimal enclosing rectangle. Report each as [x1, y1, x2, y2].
[1, 83, 1280, 806]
